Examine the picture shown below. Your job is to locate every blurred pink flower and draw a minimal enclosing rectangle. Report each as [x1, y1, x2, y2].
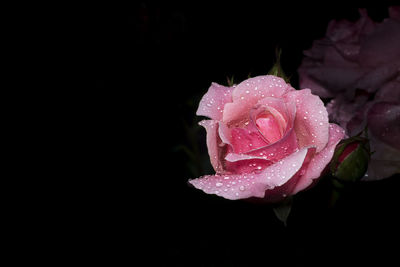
[298, 7, 400, 180]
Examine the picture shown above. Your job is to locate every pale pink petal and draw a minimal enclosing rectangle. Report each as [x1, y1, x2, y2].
[284, 89, 329, 152]
[218, 122, 232, 146]
[196, 82, 233, 121]
[261, 147, 316, 202]
[189, 148, 310, 200]
[292, 124, 345, 194]
[222, 75, 294, 124]
[198, 120, 221, 172]
[367, 102, 400, 150]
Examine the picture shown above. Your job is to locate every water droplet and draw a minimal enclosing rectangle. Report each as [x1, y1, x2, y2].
[304, 116, 307, 119]
[239, 186, 245, 191]
[319, 122, 323, 126]
[216, 182, 223, 187]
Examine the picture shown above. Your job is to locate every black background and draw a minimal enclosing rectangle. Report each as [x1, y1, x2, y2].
[86, 2, 400, 266]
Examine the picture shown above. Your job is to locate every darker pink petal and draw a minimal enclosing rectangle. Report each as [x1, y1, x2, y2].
[230, 127, 268, 154]
[367, 102, 400, 150]
[196, 82, 233, 121]
[284, 89, 329, 152]
[359, 19, 400, 67]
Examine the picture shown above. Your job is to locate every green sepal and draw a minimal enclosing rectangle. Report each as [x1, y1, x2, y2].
[273, 196, 293, 227]
[268, 48, 290, 82]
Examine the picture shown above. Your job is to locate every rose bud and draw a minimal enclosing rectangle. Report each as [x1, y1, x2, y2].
[330, 137, 370, 183]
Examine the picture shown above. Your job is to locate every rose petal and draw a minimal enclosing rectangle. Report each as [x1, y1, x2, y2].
[261, 147, 316, 202]
[198, 120, 221, 172]
[298, 67, 334, 98]
[244, 101, 298, 162]
[189, 148, 310, 200]
[292, 123, 345, 194]
[284, 89, 329, 152]
[196, 82, 233, 121]
[230, 127, 269, 153]
[359, 19, 400, 67]
[367, 102, 400, 150]
[223, 75, 294, 124]
[375, 80, 400, 102]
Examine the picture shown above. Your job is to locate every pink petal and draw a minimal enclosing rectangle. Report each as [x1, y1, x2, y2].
[196, 82, 233, 121]
[224, 157, 273, 175]
[254, 97, 290, 133]
[198, 120, 222, 172]
[292, 124, 345, 194]
[218, 121, 232, 146]
[284, 89, 329, 152]
[189, 148, 310, 200]
[367, 102, 400, 150]
[230, 127, 269, 154]
[261, 147, 316, 202]
[244, 102, 298, 163]
[256, 116, 282, 143]
[222, 75, 294, 124]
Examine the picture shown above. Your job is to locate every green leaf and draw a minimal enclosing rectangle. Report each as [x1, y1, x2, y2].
[273, 197, 293, 226]
[268, 48, 290, 82]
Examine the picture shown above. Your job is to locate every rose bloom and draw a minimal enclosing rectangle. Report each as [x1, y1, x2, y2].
[189, 75, 344, 201]
[298, 7, 400, 180]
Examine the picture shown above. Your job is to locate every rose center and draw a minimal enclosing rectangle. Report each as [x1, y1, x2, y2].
[255, 110, 286, 144]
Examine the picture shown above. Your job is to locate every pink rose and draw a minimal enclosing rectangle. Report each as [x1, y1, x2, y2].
[298, 7, 400, 180]
[189, 75, 345, 201]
